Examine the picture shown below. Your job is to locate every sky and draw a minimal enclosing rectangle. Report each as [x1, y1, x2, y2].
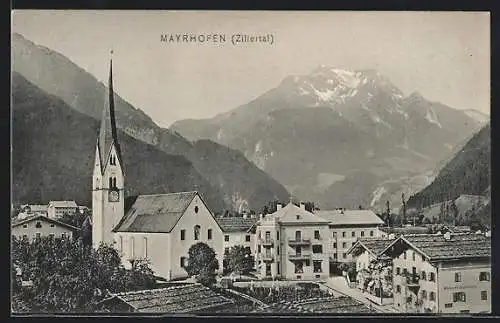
[12, 10, 490, 128]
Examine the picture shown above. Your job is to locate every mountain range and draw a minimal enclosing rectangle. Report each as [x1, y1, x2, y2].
[171, 65, 488, 210]
[11, 33, 290, 212]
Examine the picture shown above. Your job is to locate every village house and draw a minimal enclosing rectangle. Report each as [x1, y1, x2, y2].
[381, 232, 491, 314]
[215, 216, 258, 256]
[47, 200, 78, 219]
[254, 202, 331, 280]
[11, 214, 80, 241]
[20, 204, 48, 217]
[315, 209, 385, 263]
[97, 283, 234, 313]
[348, 236, 397, 274]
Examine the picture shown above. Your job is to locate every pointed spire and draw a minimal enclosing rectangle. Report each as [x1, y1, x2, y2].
[98, 52, 122, 173]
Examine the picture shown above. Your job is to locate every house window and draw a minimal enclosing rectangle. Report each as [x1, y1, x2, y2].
[403, 251, 407, 260]
[194, 225, 200, 240]
[61, 233, 66, 240]
[333, 253, 337, 259]
[479, 272, 490, 281]
[453, 292, 466, 302]
[312, 245, 323, 253]
[224, 235, 229, 242]
[266, 231, 271, 240]
[23, 224, 27, 229]
[396, 285, 401, 293]
[224, 248, 229, 255]
[342, 231, 346, 238]
[421, 271, 427, 280]
[314, 230, 320, 239]
[258, 245, 261, 253]
[412, 252, 415, 261]
[361, 231, 365, 237]
[180, 257, 186, 267]
[333, 232, 337, 238]
[422, 290, 427, 299]
[421, 255, 425, 262]
[50, 224, 55, 228]
[351, 231, 355, 237]
[445, 303, 453, 308]
[333, 242, 337, 248]
[143, 237, 148, 258]
[208, 229, 212, 240]
[481, 291, 488, 300]
[403, 268, 408, 275]
[396, 267, 401, 275]
[276, 231, 279, 240]
[245, 235, 251, 242]
[429, 272, 435, 282]
[370, 230, 374, 237]
[181, 230, 185, 241]
[429, 292, 435, 301]
[277, 246, 280, 255]
[295, 262, 304, 274]
[35, 222, 42, 228]
[455, 272, 462, 282]
[352, 242, 355, 246]
[343, 253, 347, 259]
[342, 242, 347, 248]
[295, 231, 301, 240]
[313, 261, 322, 273]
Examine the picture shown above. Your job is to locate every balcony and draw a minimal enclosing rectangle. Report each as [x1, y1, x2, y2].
[259, 239, 274, 247]
[260, 253, 274, 262]
[288, 238, 311, 246]
[288, 252, 311, 261]
[402, 273, 420, 287]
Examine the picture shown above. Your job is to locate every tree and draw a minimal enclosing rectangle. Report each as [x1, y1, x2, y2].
[224, 245, 254, 277]
[11, 236, 156, 313]
[384, 201, 391, 227]
[184, 242, 219, 286]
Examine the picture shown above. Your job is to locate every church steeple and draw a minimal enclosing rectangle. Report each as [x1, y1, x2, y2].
[98, 53, 122, 174]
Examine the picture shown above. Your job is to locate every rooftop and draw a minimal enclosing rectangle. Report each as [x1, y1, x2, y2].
[384, 233, 491, 261]
[101, 283, 234, 313]
[315, 209, 384, 226]
[48, 200, 78, 208]
[215, 216, 258, 233]
[113, 191, 199, 233]
[11, 214, 80, 231]
[270, 203, 330, 225]
[348, 237, 397, 257]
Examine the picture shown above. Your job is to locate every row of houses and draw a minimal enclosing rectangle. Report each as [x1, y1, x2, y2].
[18, 201, 88, 219]
[347, 231, 491, 314]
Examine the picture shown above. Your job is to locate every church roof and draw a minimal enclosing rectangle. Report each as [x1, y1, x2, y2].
[113, 191, 199, 233]
[48, 200, 78, 208]
[315, 209, 384, 226]
[97, 58, 123, 174]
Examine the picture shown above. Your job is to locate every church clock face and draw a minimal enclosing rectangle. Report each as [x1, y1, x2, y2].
[108, 189, 120, 202]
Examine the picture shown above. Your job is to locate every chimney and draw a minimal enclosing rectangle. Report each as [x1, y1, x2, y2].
[277, 203, 282, 211]
[444, 232, 451, 240]
[300, 202, 305, 210]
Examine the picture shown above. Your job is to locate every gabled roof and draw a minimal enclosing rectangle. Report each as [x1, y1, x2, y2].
[99, 283, 234, 313]
[381, 233, 491, 262]
[215, 217, 258, 233]
[347, 237, 397, 258]
[113, 191, 201, 233]
[11, 214, 80, 231]
[24, 204, 48, 212]
[271, 203, 330, 225]
[315, 209, 384, 226]
[48, 200, 78, 208]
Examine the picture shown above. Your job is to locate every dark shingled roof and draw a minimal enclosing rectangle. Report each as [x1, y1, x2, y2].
[215, 217, 258, 232]
[385, 233, 491, 261]
[102, 283, 234, 313]
[11, 214, 80, 231]
[113, 191, 198, 233]
[348, 237, 397, 257]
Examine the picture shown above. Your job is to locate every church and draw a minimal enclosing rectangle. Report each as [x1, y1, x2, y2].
[92, 57, 224, 280]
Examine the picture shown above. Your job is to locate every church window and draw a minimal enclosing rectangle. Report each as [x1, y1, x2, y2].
[119, 236, 123, 252]
[130, 237, 135, 258]
[194, 206, 199, 214]
[112, 177, 117, 188]
[143, 237, 148, 258]
[208, 229, 212, 240]
[194, 225, 200, 240]
[109, 177, 113, 188]
[181, 230, 185, 241]
[110, 155, 116, 165]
